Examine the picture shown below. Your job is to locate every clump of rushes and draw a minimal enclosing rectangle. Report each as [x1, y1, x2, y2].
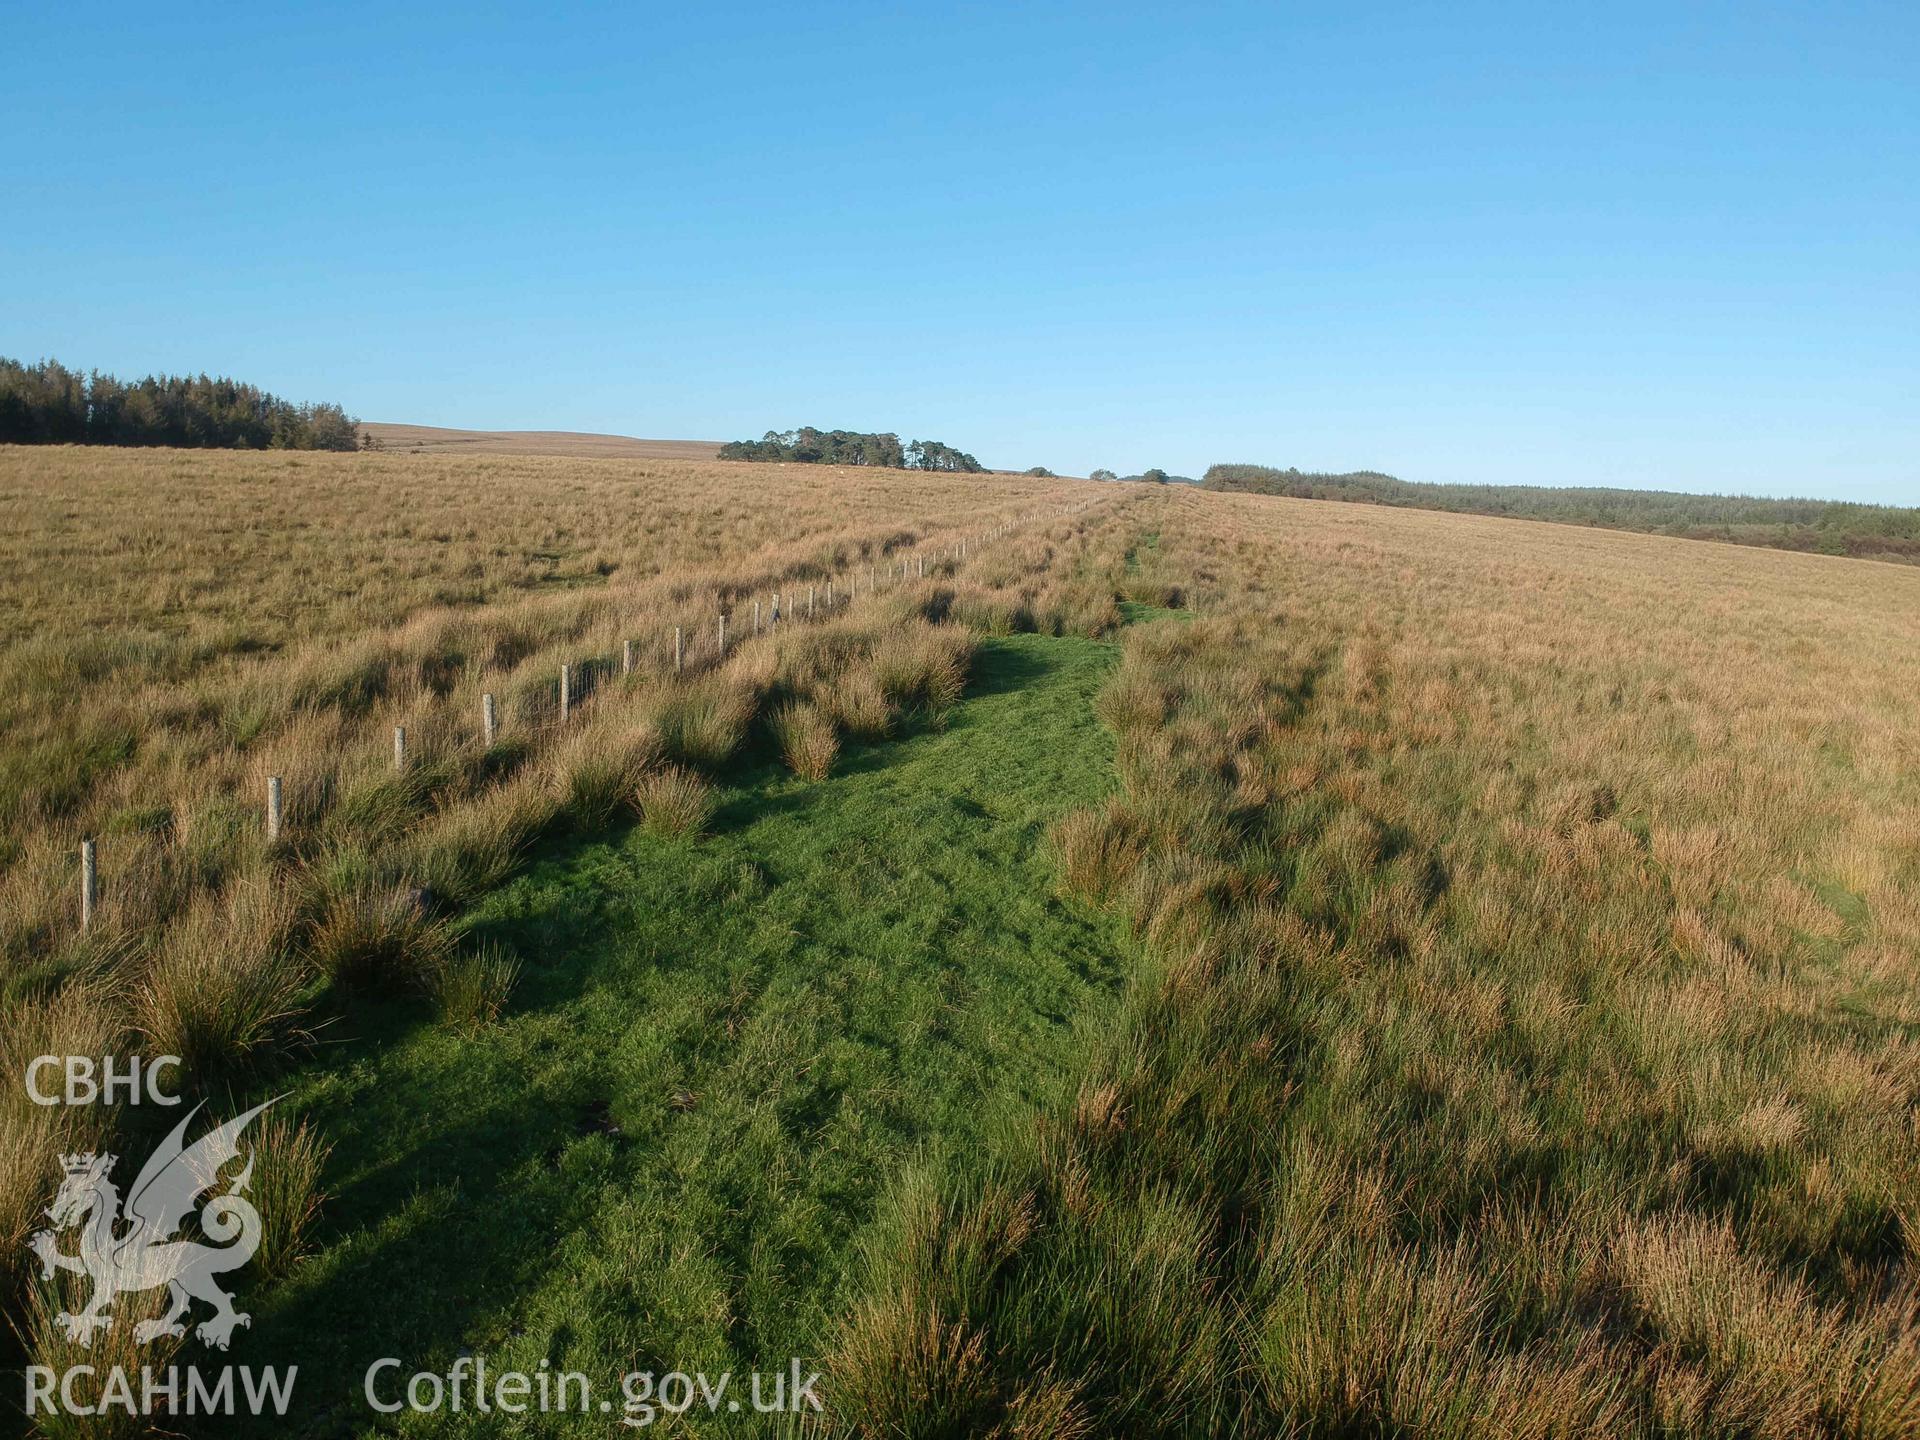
[16, 1274, 180, 1440]
[430, 942, 521, 1032]
[321, 758, 450, 850]
[948, 585, 1031, 636]
[1050, 798, 1150, 903]
[631, 765, 717, 838]
[246, 1108, 332, 1280]
[0, 983, 119, 1289]
[134, 878, 306, 1076]
[653, 675, 757, 768]
[549, 724, 663, 830]
[309, 881, 451, 994]
[404, 769, 559, 905]
[1094, 662, 1173, 735]
[823, 668, 895, 741]
[772, 701, 839, 781]
[1024, 573, 1126, 640]
[871, 626, 973, 713]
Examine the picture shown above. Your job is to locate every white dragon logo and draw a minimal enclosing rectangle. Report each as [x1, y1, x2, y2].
[27, 1098, 278, 1351]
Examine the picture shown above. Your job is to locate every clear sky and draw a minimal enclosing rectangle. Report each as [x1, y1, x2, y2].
[4, 3, 1914, 500]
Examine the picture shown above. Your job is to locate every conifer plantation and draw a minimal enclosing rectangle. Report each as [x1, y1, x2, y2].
[0, 357, 360, 451]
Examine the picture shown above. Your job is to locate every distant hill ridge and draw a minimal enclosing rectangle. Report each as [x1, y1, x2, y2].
[361, 423, 722, 460]
[1202, 463, 1920, 564]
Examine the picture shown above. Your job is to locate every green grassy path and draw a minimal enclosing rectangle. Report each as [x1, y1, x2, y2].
[240, 632, 1132, 1435]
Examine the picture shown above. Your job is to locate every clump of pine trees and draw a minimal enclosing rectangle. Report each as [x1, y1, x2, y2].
[0, 357, 361, 451]
[719, 427, 983, 472]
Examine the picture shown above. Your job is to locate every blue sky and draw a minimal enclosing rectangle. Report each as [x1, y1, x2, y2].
[4, 2, 1914, 500]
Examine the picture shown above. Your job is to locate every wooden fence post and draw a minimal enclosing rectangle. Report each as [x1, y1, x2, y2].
[622, 639, 634, 676]
[394, 726, 407, 770]
[809, 585, 816, 618]
[80, 839, 97, 932]
[719, 612, 728, 652]
[266, 776, 283, 842]
[754, 600, 761, 634]
[674, 626, 683, 673]
[559, 663, 572, 723]
[482, 692, 496, 746]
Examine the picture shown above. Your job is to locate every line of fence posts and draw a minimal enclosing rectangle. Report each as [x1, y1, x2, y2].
[64, 510, 1057, 935]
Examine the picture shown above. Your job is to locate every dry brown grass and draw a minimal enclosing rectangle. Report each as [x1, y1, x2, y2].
[246, 1108, 333, 1281]
[771, 701, 839, 781]
[630, 765, 718, 839]
[831, 484, 1920, 1434]
[132, 877, 305, 1075]
[8, 440, 1919, 1434]
[0, 445, 1085, 960]
[357, 422, 723, 459]
[0, 448, 1110, 1425]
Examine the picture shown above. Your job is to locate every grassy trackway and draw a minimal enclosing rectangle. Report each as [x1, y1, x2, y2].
[233, 631, 1134, 1435]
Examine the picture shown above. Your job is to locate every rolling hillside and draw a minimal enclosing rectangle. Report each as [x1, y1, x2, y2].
[361, 422, 724, 460]
[3, 444, 1915, 1436]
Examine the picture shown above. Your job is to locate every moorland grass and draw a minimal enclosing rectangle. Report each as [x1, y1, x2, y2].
[5, 444, 1918, 1437]
[831, 491, 1920, 1437]
[208, 630, 1132, 1432]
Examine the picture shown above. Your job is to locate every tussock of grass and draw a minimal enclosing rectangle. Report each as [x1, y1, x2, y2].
[1048, 581, 1125, 638]
[1609, 1214, 1920, 1437]
[0, 983, 120, 1290]
[134, 879, 305, 1075]
[823, 669, 896, 741]
[770, 701, 838, 781]
[309, 882, 450, 994]
[1050, 797, 1150, 903]
[404, 770, 558, 903]
[1093, 661, 1174, 733]
[652, 674, 757, 768]
[948, 585, 1032, 635]
[320, 766, 435, 849]
[1123, 578, 1185, 608]
[548, 723, 663, 829]
[630, 765, 716, 838]
[15, 1275, 181, 1440]
[248, 1109, 332, 1281]
[871, 627, 973, 714]
[429, 942, 521, 1032]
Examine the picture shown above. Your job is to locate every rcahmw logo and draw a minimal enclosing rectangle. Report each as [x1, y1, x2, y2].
[22, 1097, 300, 1420]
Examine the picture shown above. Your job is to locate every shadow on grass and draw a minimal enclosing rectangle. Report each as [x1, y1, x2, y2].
[217, 629, 1135, 1436]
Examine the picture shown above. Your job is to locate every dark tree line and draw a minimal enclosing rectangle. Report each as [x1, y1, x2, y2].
[0, 357, 362, 451]
[718, 427, 984, 473]
[1202, 463, 1920, 564]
